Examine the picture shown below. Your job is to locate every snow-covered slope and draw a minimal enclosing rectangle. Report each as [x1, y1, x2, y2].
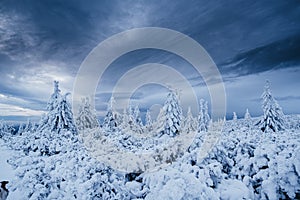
[1, 115, 299, 199]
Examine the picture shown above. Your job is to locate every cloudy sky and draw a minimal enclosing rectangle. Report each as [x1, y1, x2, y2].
[0, 0, 299, 122]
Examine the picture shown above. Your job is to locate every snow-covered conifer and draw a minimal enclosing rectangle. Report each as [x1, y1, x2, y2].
[244, 109, 251, 120]
[257, 80, 285, 132]
[123, 103, 144, 133]
[197, 99, 210, 132]
[1, 121, 9, 133]
[233, 112, 238, 121]
[134, 105, 143, 127]
[162, 90, 183, 137]
[76, 97, 99, 130]
[145, 109, 153, 132]
[127, 104, 135, 128]
[183, 107, 197, 133]
[120, 108, 129, 130]
[17, 123, 24, 135]
[103, 96, 118, 131]
[38, 81, 76, 133]
[0, 120, 6, 138]
[24, 119, 33, 133]
[244, 108, 252, 127]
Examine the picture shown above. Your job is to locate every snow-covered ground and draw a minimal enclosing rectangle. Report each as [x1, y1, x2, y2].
[1, 116, 300, 199]
[0, 140, 14, 180]
[0, 140, 22, 200]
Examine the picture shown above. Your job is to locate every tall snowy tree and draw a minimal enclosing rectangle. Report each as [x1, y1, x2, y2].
[24, 119, 35, 133]
[0, 120, 9, 133]
[134, 105, 143, 127]
[76, 97, 99, 130]
[161, 90, 183, 137]
[257, 80, 285, 132]
[128, 105, 143, 134]
[183, 107, 197, 133]
[232, 112, 238, 121]
[120, 108, 129, 131]
[120, 103, 139, 132]
[197, 99, 210, 132]
[17, 123, 24, 135]
[145, 109, 153, 132]
[127, 104, 135, 129]
[0, 120, 8, 138]
[103, 96, 118, 131]
[244, 109, 251, 120]
[244, 108, 252, 127]
[38, 81, 76, 133]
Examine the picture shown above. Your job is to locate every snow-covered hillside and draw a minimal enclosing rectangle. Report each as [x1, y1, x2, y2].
[0, 81, 299, 199]
[1, 116, 300, 199]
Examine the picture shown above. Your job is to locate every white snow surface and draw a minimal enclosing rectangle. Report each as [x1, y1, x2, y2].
[0, 140, 22, 200]
[1, 115, 300, 199]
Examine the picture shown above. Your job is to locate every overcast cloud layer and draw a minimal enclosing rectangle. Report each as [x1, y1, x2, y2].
[0, 0, 299, 122]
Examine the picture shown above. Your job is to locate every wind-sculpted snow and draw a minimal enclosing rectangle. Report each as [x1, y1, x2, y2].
[1, 116, 300, 199]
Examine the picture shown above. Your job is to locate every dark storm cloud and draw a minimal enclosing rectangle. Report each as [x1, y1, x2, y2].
[221, 34, 300, 77]
[0, 0, 106, 64]
[1, 0, 300, 70]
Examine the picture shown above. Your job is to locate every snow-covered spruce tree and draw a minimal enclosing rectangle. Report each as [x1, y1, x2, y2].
[2, 121, 10, 133]
[0, 120, 6, 138]
[153, 107, 165, 134]
[120, 108, 129, 131]
[0, 120, 14, 139]
[76, 97, 99, 130]
[130, 105, 143, 134]
[17, 122, 24, 135]
[103, 96, 118, 131]
[232, 112, 238, 121]
[183, 107, 197, 133]
[197, 99, 210, 132]
[244, 108, 252, 127]
[126, 104, 135, 129]
[24, 119, 36, 133]
[244, 109, 251, 121]
[257, 80, 285, 132]
[145, 109, 153, 132]
[161, 90, 183, 137]
[38, 81, 76, 133]
[134, 105, 143, 127]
